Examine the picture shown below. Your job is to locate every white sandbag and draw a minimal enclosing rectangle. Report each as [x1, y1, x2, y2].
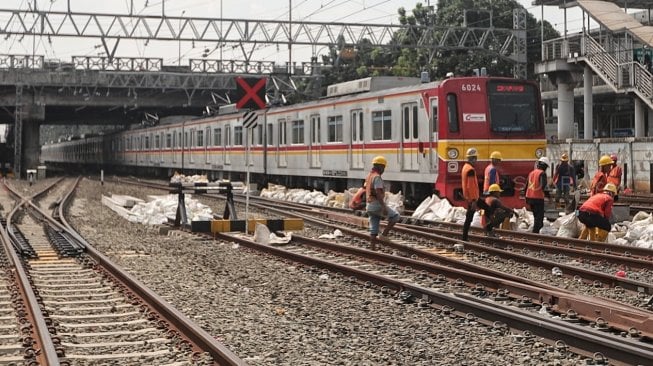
[556, 213, 581, 238]
[412, 195, 437, 220]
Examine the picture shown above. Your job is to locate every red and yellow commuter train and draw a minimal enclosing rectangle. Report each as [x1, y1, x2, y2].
[41, 75, 546, 208]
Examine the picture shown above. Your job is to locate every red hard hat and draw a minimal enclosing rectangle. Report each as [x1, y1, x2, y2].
[616, 270, 626, 278]
[610, 154, 618, 162]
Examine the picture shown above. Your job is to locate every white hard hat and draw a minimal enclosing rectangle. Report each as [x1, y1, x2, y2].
[538, 157, 550, 166]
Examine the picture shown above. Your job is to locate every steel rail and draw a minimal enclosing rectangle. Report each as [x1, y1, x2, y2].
[55, 177, 247, 366]
[218, 231, 653, 366]
[1, 179, 65, 366]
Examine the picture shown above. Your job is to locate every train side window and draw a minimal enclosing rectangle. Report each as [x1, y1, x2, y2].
[234, 126, 243, 146]
[372, 110, 392, 140]
[184, 132, 189, 150]
[205, 127, 211, 147]
[358, 111, 363, 141]
[166, 133, 171, 148]
[197, 130, 204, 147]
[267, 123, 274, 146]
[225, 125, 231, 147]
[214, 128, 222, 146]
[291, 120, 305, 144]
[431, 99, 439, 135]
[278, 119, 287, 145]
[327, 115, 343, 142]
[413, 105, 418, 139]
[447, 93, 459, 132]
[256, 124, 263, 145]
[155, 134, 160, 149]
[311, 115, 321, 144]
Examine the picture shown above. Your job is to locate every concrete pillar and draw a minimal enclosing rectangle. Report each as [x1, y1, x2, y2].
[22, 120, 40, 173]
[634, 98, 645, 137]
[557, 82, 574, 140]
[584, 66, 593, 140]
[648, 106, 653, 137]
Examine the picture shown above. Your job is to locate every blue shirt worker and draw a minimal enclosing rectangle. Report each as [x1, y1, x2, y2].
[365, 156, 400, 249]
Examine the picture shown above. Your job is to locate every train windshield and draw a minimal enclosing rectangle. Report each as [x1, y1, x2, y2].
[487, 81, 540, 134]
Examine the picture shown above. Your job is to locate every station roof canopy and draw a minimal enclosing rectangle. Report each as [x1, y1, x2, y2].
[532, 1, 653, 9]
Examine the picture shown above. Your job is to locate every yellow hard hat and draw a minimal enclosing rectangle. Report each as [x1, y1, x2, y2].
[488, 184, 503, 193]
[466, 148, 478, 158]
[560, 153, 569, 161]
[599, 155, 613, 167]
[372, 156, 387, 166]
[490, 151, 502, 160]
[604, 183, 618, 194]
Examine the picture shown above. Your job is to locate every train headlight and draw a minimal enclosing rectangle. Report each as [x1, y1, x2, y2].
[535, 148, 545, 158]
[447, 148, 459, 159]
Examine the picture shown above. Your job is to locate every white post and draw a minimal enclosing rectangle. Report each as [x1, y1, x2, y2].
[245, 127, 250, 225]
[100, 169, 104, 185]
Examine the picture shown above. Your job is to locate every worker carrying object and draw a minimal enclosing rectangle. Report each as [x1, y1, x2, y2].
[577, 183, 616, 242]
[483, 184, 516, 237]
[590, 155, 613, 196]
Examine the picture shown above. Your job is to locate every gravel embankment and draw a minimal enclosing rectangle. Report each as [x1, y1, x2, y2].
[67, 178, 585, 365]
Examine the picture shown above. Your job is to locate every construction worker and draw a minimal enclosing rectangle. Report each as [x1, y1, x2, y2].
[461, 147, 487, 241]
[365, 156, 400, 248]
[590, 155, 613, 196]
[526, 157, 549, 234]
[483, 184, 516, 237]
[607, 153, 622, 200]
[553, 153, 575, 207]
[483, 151, 502, 194]
[578, 183, 616, 242]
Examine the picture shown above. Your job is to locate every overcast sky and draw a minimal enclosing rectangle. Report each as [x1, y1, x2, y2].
[0, 0, 618, 66]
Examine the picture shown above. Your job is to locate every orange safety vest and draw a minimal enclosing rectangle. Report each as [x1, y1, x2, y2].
[590, 171, 607, 196]
[579, 192, 614, 219]
[607, 165, 622, 186]
[365, 171, 381, 203]
[526, 169, 545, 199]
[483, 164, 500, 192]
[461, 162, 479, 202]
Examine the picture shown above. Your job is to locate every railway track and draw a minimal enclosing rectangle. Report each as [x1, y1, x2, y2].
[100, 176, 653, 364]
[0, 178, 246, 365]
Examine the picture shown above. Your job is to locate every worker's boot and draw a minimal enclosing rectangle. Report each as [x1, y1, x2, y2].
[578, 227, 589, 240]
[595, 228, 610, 242]
[588, 228, 598, 241]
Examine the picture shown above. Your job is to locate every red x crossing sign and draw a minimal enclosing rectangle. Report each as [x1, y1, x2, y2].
[235, 77, 267, 110]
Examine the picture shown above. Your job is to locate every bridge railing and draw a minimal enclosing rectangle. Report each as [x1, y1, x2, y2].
[0, 54, 44, 69]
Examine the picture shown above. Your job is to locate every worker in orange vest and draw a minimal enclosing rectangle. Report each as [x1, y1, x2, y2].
[461, 147, 487, 241]
[590, 155, 613, 196]
[578, 183, 616, 242]
[483, 184, 516, 237]
[483, 151, 502, 194]
[526, 157, 549, 234]
[607, 153, 622, 200]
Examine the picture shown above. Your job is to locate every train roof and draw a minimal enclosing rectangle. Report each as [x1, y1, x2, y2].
[326, 76, 422, 97]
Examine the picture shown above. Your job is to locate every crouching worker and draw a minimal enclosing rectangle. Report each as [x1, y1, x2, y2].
[484, 184, 516, 237]
[365, 156, 400, 249]
[578, 183, 616, 242]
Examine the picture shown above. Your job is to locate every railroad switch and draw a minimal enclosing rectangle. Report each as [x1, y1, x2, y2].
[169, 180, 237, 227]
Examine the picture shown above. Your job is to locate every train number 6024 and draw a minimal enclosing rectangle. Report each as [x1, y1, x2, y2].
[461, 84, 481, 92]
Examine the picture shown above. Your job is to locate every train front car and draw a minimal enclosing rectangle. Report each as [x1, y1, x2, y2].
[433, 76, 546, 208]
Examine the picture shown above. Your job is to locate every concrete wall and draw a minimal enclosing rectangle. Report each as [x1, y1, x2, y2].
[548, 138, 653, 193]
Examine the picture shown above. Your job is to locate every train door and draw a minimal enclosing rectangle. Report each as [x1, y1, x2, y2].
[278, 119, 287, 167]
[430, 97, 439, 173]
[401, 102, 419, 171]
[225, 125, 231, 165]
[309, 115, 321, 168]
[350, 109, 364, 169]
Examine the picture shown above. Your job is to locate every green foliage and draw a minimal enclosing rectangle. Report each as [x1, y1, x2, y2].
[315, 1, 560, 97]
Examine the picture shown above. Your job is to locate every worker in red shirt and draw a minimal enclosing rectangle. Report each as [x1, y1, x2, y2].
[590, 155, 613, 196]
[578, 183, 616, 242]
